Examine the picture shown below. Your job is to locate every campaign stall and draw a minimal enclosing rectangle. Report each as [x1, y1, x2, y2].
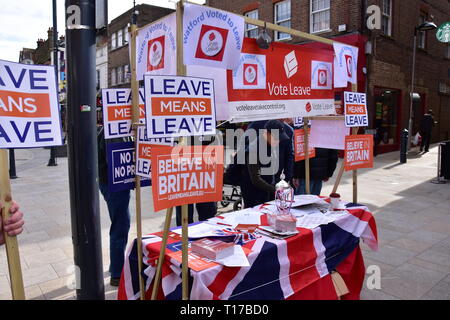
[114, 0, 375, 301]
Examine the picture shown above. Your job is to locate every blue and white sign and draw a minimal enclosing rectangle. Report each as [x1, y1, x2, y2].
[107, 141, 150, 192]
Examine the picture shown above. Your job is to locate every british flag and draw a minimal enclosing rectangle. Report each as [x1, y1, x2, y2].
[118, 202, 378, 300]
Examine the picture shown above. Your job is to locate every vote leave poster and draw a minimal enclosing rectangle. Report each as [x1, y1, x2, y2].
[183, 2, 244, 69]
[136, 126, 173, 178]
[227, 39, 336, 123]
[143, 75, 216, 139]
[333, 43, 359, 88]
[101, 88, 145, 139]
[151, 145, 224, 212]
[107, 141, 150, 192]
[0, 59, 62, 148]
[136, 13, 177, 81]
[344, 92, 368, 127]
[344, 134, 374, 171]
[294, 129, 315, 162]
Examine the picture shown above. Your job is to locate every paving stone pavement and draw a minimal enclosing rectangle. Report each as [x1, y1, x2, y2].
[0, 144, 448, 300]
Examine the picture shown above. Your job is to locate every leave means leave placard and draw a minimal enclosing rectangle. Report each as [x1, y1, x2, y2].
[0, 59, 62, 148]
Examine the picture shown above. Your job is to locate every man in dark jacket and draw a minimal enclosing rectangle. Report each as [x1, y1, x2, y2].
[97, 125, 131, 286]
[239, 120, 292, 208]
[293, 148, 338, 196]
[419, 109, 436, 153]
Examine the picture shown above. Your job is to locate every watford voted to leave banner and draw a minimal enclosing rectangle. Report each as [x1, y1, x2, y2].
[183, 2, 244, 70]
[151, 145, 224, 212]
[227, 39, 336, 123]
[136, 13, 177, 81]
[101, 88, 145, 139]
[144, 75, 216, 139]
[0, 59, 62, 148]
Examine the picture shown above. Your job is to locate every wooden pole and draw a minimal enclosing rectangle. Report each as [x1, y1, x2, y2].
[304, 118, 311, 194]
[0, 150, 25, 300]
[129, 21, 146, 300]
[351, 84, 359, 203]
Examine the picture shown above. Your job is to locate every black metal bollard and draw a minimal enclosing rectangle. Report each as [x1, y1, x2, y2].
[400, 129, 408, 163]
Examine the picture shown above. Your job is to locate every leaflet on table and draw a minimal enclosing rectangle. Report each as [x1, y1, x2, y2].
[216, 208, 263, 226]
[172, 222, 231, 239]
[295, 211, 348, 229]
[216, 245, 250, 267]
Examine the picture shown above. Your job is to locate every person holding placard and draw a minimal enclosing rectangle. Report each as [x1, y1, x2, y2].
[97, 125, 131, 286]
[0, 201, 24, 245]
[293, 148, 338, 196]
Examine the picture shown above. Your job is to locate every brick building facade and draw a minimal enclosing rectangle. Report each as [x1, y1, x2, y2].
[206, 0, 450, 153]
[107, 4, 174, 88]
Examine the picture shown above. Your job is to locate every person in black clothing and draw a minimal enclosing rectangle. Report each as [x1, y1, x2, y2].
[293, 148, 338, 196]
[97, 125, 131, 286]
[419, 109, 437, 153]
[239, 120, 292, 208]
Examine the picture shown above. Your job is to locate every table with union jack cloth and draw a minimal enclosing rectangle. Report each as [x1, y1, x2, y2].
[118, 201, 378, 300]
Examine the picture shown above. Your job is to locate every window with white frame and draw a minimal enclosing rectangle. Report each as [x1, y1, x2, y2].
[117, 29, 123, 48]
[117, 66, 123, 84]
[111, 68, 116, 86]
[124, 64, 130, 83]
[244, 10, 259, 38]
[381, 0, 393, 36]
[310, 0, 330, 33]
[123, 27, 129, 45]
[274, 0, 291, 41]
[111, 32, 117, 50]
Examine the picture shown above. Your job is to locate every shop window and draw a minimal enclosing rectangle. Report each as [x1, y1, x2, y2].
[374, 88, 400, 147]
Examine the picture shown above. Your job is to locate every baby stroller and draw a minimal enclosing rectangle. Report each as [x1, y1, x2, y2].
[221, 164, 243, 211]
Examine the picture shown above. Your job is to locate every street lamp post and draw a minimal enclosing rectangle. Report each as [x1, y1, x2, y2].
[407, 21, 437, 151]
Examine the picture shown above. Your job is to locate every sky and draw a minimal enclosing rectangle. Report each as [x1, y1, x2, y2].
[0, 0, 204, 63]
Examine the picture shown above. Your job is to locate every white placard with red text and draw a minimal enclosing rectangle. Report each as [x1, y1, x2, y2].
[136, 13, 177, 81]
[101, 88, 145, 139]
[333, 43, 359, 88]
[344, 91, 368, 127]
[183, 3, 244, 69]
[143, 75, 216, 139]
[0, 59, 62, 148]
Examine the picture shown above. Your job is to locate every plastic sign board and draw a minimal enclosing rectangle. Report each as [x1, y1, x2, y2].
[107, 141, 150, 192]
[151, 145, 224, 212]
[136, 13, 177, 81]
[436, 22, 450, 43]
[144, 75, 216, 138]
[293, 117, 304, 128]
[0, 59, 62, 148]
[183, 3, 244, 69]
[344, 92, 368, 127]
[101, 88, 145, 139]
[344, 134, 374, 171]
[228, 39, 335, 123]
[136, 126, 173, 178]
[294, 129, 315, 162]
[310, 119, 350, 150]
[333, 43, 359, 88]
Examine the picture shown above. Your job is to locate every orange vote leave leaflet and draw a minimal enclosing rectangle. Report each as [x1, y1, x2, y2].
[151, 145, 224, 212]
[344, 134, 374, 171]
[0, 59, 62, 148]
[294, 129, 315, 162]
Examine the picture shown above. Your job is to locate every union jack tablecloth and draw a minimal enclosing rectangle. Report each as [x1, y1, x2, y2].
[118, 202, 378, 300]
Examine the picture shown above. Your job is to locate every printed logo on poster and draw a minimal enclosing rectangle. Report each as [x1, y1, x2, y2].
[151, 145, 224, 212]
[136, 13, 176, 80]
[195, 25, 228, 61]
[333, 43, 358, 87]
[0, 59, 62, 148]
[136, 126, 173, 178]
[293, 117, 304, 127]
[344, 92, 368, 127]
[232, 53, 266, 90]
[143, 75, 216, 139]
[183, 3, 244, 69]
[147, 35, 165, 72]
[311, 61, 332, 90]
[284, 51, 298, 79]
[107, 141, 150, 192]
[344, 134, 374, 171]
[294, 129, 315, 162]
[101, 88, 145, 139]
